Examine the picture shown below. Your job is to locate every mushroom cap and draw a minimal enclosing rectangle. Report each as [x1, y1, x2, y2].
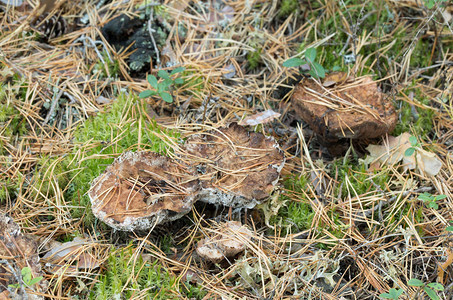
[89, 151, 199, 231]
[292, 74, 397, 141]
[183, 123, 285, 208]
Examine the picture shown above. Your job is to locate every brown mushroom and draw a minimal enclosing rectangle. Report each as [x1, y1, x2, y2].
[292, 73, 397, 142]
[89, 151, 199, 231]
[182, 123, 285, 208]
[196, 221, 253, 263]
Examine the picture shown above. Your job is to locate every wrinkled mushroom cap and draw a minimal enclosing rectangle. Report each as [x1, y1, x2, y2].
[183, 123, 284, 208]
[89, 151, 199, 231]
[292, 74, 397, 141]
[196, 221, 253, 263]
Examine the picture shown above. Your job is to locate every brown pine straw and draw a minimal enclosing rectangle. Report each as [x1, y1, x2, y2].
[0, 0, 452, 298]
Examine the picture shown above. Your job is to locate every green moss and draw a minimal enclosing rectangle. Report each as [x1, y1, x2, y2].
[392, 90, 434, 139]
[29, 155, 69, 199]
[92, 51, 120, 79]
[271, 174, 314, 232]
[332, 156, 390, 199]
[66, 93, 179, 225]
[247, 49, 262, 70]
[0, 88, 27, 147]
[91, 248, 206, 299]
[299, 1, 436, 76]
[277, 0, 299, 18]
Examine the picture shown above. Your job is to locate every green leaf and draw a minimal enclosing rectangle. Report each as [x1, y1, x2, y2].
[170, 67, 185, 75]
[158, 70, 170, 79]
[408, 278, 424, 287]
[418, 192, 433, 201]
[28, 276, 43, 286]
[8, 284, 20, 289]
[404, 147, 415, 157]
[434, 194, 447, 201]
[162, 78, 173, 89]
[446, 225, 453, 231]
[428, 201, 438, 210]
[311, 61, 326, 78]
[379, 293, 394, 299]
[305, 47, 317, 62]
[423, 287, 439, 300]
[147, 75, 158, 89]
[409, 136, 418, 146]
[174, 78, 184, 85]
[160, 92, 173, 103]
[22, 267, 31, 283]
[139, 90, 156, 98]
[332, 65, 341, 71]
[380, 288, 404, 299]
[427, 283, 444, 291]
[282, 57, 305, 68]
[426, 0, 435, 9]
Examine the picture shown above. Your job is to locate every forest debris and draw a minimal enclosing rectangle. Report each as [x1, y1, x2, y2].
[0, 214, 47, 297]
[183, 123, 285, 208]
[89, 151, 199, 231]
[238, 109, 281, 126]
[42, 236, 101, 272]
[366, 133, 442, 176]
[196, 221, 253, 263]
[291, 73, 397, 142]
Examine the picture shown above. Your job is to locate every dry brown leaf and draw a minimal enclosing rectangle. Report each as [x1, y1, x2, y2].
[366, 133, 442, 176]
[42, 237, 100, 270]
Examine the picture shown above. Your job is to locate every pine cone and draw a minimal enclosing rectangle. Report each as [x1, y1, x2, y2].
[34, 13, 67, 40]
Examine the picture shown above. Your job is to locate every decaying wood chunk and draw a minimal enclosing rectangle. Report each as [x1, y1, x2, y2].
[183, 122, 285, 208]
[291, 73, 397, 141]
[89, 151, 199, 231]
[196, 221, 253, 263]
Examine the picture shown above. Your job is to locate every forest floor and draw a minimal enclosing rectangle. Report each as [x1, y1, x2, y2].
[1, 0, 453, 299]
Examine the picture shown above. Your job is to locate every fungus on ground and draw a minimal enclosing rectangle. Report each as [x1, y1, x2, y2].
[291, 73, 397, 151]
[196, 221, 253, 263]
[89, 151, 199, 231]
[182, 123, 285, 208]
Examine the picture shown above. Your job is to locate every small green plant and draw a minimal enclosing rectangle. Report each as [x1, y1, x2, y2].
[380, 288, 404, 299]
[447, 221, 453, 232]
[283, 47, 326, 79]
[408, 278, 444, 300]
[418, 192, 446, 210]
[139, 67, 185, 103]
[9, 267, 43, 289]
[424, 0, 447, 9]
[404, 136, 421, 156]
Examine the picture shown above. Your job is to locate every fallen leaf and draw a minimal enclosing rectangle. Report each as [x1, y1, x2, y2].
[238, 109, 281, 126]
[42, 236, 101, 270]
[366, 133, 442, 176]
